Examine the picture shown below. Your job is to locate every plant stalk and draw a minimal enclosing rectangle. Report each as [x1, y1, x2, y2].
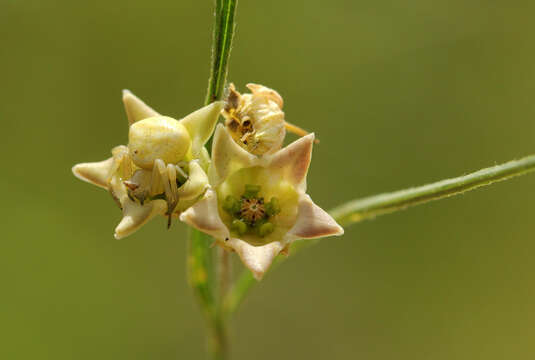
[330, 154, 535, 226]
[187, 0, 237, 359]
[205, 0, 237, 105]
[208, 312, 229, 360]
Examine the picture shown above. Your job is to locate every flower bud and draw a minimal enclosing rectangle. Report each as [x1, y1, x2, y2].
[222, 83, 285, 156]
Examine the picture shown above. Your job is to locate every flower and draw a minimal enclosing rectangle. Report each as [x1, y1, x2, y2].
[72, 90, 223, 239]
[221, 83, 286, 156]
[180, 124, 344, 279]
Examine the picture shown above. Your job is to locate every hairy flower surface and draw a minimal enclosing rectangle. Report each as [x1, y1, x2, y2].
[73, 90, 222, 239]
[180, 125, 344, 279]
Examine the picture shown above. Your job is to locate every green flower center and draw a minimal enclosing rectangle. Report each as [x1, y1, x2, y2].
[222, 184, 281, 237]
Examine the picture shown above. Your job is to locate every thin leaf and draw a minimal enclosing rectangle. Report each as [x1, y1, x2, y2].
[330, 154, 535, 226]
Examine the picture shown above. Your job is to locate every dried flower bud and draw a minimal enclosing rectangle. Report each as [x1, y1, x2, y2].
[222, 83, 285, 156]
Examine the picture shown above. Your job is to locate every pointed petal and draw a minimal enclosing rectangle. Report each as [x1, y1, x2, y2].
[269, 133, 314, 190]
[227, 238, 284, 280]
[122, 89, 160, 125]
[114, 199, 167, 239]
[179, 101, 224, 158]
[179, 189, 230, 241]
[176, 160, 209, 200]
[288, 194, 344, 239]
[72, 157, 114, 189]
[209, 124, 259, 185]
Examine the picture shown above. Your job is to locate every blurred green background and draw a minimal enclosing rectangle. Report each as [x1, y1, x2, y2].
[2, 0, 535, 359]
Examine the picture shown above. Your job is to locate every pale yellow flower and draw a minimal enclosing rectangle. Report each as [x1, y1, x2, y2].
[180, 125, 344, 279]
[221, 83, 286, 156]
[73, 90, 222, 239]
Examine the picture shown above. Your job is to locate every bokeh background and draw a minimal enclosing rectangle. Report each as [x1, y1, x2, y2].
[2, 0, 535, 359]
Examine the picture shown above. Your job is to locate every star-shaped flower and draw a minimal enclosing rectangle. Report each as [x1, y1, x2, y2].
[73, 90, 223, 239]
[180, 124, 344, 279]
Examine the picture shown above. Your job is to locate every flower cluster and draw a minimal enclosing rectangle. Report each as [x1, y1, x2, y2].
[73, 84, 343, 278]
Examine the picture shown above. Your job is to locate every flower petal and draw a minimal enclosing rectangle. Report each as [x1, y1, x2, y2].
[179, 189, 230, 241]
[114, 199, 167, 239]
[176, 160, 209, 200]
[269, 133, 314, 191]
[227, 238, 284, 280]
[287, 194, 344, 239]
[179, 101, 224, 158]
[209, 124, 259, 185]
[72, 157, 114, 189]
[122, 89, 160, 125]
[246, 83, 284, 108]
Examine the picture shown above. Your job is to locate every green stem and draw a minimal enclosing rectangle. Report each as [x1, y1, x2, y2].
[187, 227, 215, 321]
[217, 248, 232, 301]
[208, 313, 229, 360]
[222, 264, 257, 315]
[223, 153, 535, 315]
[187, 1, 237, 359]
[205, 0, 237, 105]
[330, 154, 535, 226]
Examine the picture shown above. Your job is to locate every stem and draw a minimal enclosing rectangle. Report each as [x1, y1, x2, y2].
[224, 153, 535, 315]
[205, 0, 237, 105]
[187, 1, 237, 359]
[330, 154, 535, 226]
[188, 228, 227, 357]
[187, 227, 216, 319]
[218, 248, 232, 300]
[222, 264, 257, 315]
[208, 313, 229, 360]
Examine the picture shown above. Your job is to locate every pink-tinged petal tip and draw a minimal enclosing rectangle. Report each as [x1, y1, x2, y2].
[269, 133, 315, 188]
[227, 239, 284, 280]
[289, 194, 344, 239]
